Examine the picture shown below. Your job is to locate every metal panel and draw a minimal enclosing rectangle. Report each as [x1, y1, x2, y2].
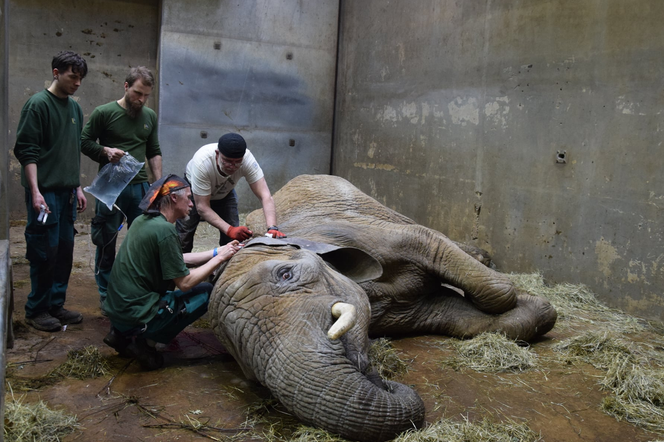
[159, 0, 338, 212]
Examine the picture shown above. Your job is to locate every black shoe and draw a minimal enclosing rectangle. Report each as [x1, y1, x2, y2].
[130, 337, 164, 371]
[49, 307, 83, 325]
[25, 312, 62, 332]
[103, 328, 133, 358]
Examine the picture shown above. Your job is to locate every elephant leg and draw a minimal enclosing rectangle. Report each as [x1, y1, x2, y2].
[394, 226, 519, 314]
[370, 288, 557, 342]
[452, 241, 495, 268]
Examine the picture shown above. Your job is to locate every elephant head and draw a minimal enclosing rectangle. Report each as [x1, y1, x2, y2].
[209, 243, 425, 442]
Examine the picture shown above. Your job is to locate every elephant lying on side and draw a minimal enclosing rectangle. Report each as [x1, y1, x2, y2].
[208, 174, 557, 442]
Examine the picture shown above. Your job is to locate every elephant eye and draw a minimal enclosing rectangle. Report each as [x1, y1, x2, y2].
[278, 267, 293, 281]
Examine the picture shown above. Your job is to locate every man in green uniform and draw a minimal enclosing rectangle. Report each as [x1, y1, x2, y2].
[14, 51, 88, 331]
[81, 66, 162, 313]
[104, 175, 241, 370]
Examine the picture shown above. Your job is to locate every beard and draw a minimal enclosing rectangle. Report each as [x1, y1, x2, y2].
[124, 93, 144, 118]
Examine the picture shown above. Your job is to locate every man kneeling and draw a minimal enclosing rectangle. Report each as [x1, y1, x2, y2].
[103, 175, 241, 370]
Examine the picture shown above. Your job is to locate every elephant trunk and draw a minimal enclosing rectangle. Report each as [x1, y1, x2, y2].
[263, 346, 425, 442]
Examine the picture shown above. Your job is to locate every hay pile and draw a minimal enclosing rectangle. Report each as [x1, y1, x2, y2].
[510, 274, 664, 434]
[443, 332, 537, 373]
[508, 272, 643, 333]
[6, 345, 111, 391]
[368, 337, 410, 380]
[52, 345, 111, 379]
[551, 331, 632, 368]
[553, 331, 664, 433]
[393, 415, 541, 442]
[242, 398, 307, 441]
[287, 426, 354, 442]
[431, 274, 664, 437]
[4, 391, 79, 442]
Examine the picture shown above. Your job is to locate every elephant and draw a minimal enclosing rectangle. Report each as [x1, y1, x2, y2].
[208, 174, 557, 442]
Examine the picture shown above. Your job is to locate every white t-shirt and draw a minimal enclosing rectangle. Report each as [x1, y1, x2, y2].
[185, 143, 264, 200]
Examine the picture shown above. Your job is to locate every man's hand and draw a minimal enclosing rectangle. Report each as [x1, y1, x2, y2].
[76, 187, 87, 212]
[31, 192, 48, 214]
[266, 226, 286, 238]
[227, 226, 252, 241]
[103, 146, 125, 163]
[215, 241, 242, 261]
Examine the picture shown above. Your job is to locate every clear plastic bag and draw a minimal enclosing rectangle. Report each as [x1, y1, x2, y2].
[84, 154, 145, 210]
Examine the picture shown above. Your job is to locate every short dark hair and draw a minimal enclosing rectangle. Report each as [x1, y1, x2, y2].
[52, 51, 88, 78]
[125, 66, 155, 88]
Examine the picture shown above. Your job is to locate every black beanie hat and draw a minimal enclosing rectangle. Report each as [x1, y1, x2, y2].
[217, 133, 247, 158]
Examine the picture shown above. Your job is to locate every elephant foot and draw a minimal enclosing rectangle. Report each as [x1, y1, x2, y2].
[496, 294, 557, 342]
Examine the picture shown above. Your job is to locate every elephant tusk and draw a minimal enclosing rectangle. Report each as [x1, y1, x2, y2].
[328, 302, 357, 340]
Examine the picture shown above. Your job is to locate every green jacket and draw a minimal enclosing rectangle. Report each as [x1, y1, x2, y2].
[13, 89, 84, 190]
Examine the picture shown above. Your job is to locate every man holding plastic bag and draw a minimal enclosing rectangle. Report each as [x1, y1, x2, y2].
[81, 66, 162, 314]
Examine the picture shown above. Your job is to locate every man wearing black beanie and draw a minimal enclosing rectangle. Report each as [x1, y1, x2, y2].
[176, 133, 286, 252]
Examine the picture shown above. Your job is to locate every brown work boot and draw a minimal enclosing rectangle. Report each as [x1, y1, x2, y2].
[49, 307, 83, 325]
[25, 312, 62, 332]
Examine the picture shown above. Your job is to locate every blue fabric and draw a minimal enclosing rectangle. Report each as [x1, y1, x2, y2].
[91, 181, 149, 300]
[24, 188, 77, 317]
[176, 187, 239, 253]
[112, 283, 213, 344]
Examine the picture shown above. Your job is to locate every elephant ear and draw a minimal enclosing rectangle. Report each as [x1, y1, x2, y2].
[244, 237, 383, 283]
[317, 247, 383, 283]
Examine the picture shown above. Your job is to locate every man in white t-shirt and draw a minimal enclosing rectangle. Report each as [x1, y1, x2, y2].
[176, 133, 286, 252]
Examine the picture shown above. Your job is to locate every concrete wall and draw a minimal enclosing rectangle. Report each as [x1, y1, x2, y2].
[158, 0, 338, 212]
[334, 0, 664, 320]
[7, 0, 160, 221]
[1, 0, 9, 432]
[5, 1, 663, 321]
[0, 0, 7, 238]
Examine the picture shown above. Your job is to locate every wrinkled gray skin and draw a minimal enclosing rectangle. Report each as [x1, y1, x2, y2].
[209, 175, 557, 442]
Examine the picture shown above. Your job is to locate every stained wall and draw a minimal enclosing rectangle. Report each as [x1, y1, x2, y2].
[157, 0, 338, 211]
[334, 0, 664, 320]
[0, 0, 7, 238]
[4, 1, 663, 320]
[7, 0, 160, 220]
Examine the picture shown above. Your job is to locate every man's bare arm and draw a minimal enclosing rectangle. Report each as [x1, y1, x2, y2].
[174, 242, 240, 292]
[193, 193, 232, 236]
[249, 178, 278, 228]
[147, 155, 162, 181]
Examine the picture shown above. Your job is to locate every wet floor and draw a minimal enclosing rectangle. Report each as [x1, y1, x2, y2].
[5, 222, 662, 441]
